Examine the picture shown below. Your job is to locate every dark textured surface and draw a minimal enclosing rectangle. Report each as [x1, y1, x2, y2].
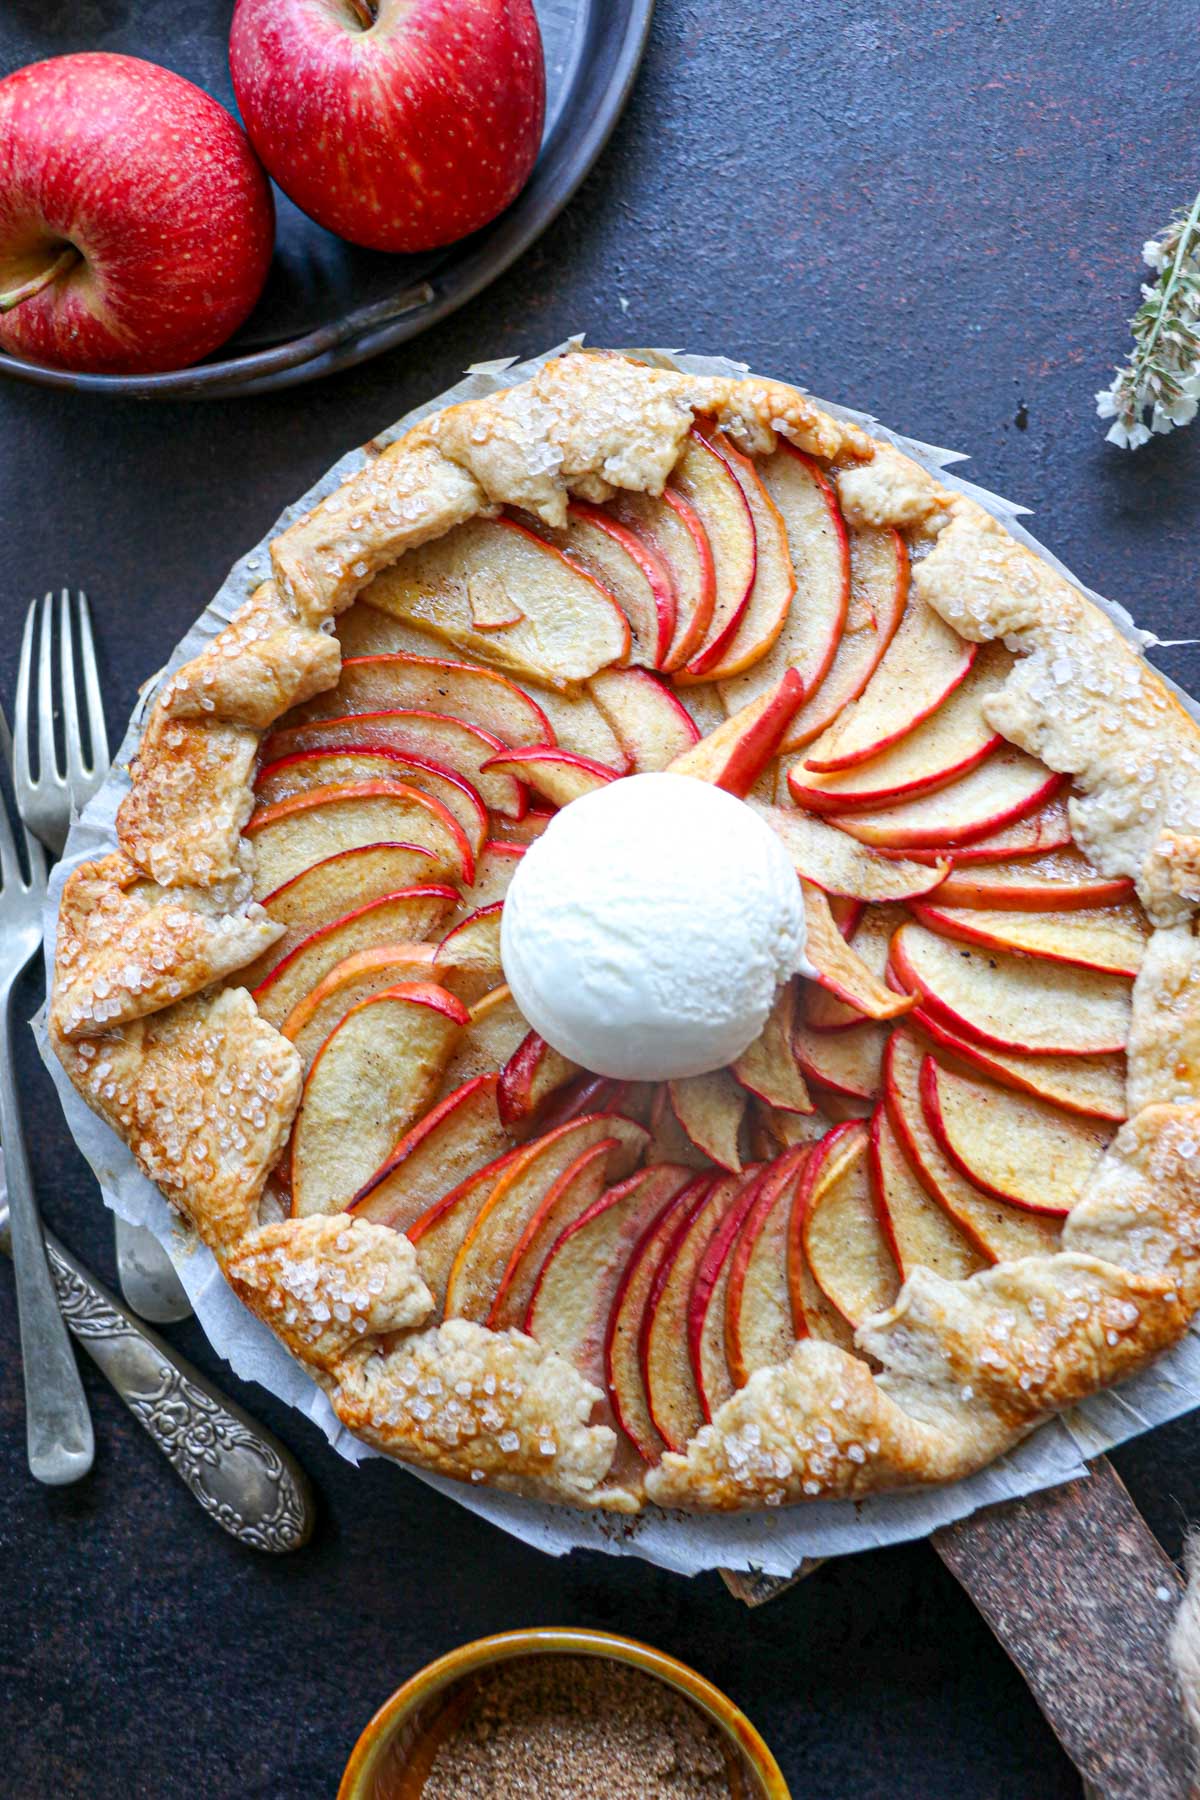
[2, 3, 1199, 1796]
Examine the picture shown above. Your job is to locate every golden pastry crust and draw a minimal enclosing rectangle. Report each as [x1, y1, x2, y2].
[49, 349, 1200, 1514]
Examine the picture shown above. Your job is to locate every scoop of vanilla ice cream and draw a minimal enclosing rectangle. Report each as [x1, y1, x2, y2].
[499, 772, 807, 1081]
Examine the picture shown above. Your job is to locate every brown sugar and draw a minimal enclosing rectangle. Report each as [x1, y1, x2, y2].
[418, 1654, 740, 1799]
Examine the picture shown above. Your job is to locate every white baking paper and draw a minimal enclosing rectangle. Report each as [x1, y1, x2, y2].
[34, 341, 1200, 1576]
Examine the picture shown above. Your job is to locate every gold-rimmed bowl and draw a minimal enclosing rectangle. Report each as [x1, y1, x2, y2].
[338, 1626, 791, 1800]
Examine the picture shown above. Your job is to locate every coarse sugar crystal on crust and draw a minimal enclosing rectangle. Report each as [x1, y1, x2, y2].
[46, 348, 1200, 1514]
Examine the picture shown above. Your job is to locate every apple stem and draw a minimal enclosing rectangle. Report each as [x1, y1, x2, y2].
[0, 246, 80, 314]
[346, 0, 376, 26]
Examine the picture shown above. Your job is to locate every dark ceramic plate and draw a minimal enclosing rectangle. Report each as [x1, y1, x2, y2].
[0, 0, 653, 399]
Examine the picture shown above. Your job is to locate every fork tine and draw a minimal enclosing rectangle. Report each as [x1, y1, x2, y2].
[76, 590, 109, 772]
[13, 600, 35, 802]
[35, 591, 58, 785]
[59, 587, 85, 784]
[0, 706, 24, 890]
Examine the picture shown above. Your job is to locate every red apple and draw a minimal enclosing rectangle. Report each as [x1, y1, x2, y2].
[229, 0, 545, 254]
[0, 54, 273, 374]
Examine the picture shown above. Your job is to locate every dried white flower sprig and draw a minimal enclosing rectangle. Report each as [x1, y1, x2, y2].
[1096, 187, 1200, 448]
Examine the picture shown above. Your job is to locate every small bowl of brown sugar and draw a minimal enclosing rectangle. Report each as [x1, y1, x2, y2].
[338, 1628, 790, 1800]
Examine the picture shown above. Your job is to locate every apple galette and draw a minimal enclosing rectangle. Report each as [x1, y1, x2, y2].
[50, 351, 1200, 1512]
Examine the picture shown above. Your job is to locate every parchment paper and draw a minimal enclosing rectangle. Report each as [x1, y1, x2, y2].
[34, 341, 1200, 1577]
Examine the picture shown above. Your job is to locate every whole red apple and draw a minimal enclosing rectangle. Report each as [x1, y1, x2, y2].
[0, 54, 275, 375]
[229, 0, 545, 254]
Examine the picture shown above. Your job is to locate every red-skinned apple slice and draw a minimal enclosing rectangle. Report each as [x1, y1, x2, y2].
[890, 921, 1131, 1056]
[444, 1113, 649, 1322]
[677, 432, 794, 682]
[671, 430, 757, 677]
[910, 899, 1148, 977]
[296, 650, 553, 746]
[279, 941, 437, 1065]
[801, 904, 906, 1032]
[798, 1121, 898, 1329]
[434, 903, 503, 977]
[646, 1083, 718, 1171]
[690, 1162, 781, 1420]
[246, 780, 473, 898]
[484, 1137, 615, 1330]
[930, 845, 1133, 910]
[497, 1029, 580, 1130]
[867, 1105, 984, 1282]
[538, 1074, 631, 1134]
[262, 710, 528, 820]
[404, 1142, 526, 1310]
[641, 1172, 744, 1451]
[883, 1030, 1061, 1260]
[725, 1147, 810, 1386]
[732, 982, 813, 1113]
[748, 801, 948, 903]
[717, 443, 851, 734]
[258, 841, 445, 929]
[254, 748, 488, 856]
[351, 1073, 508, 1237]
[910, 1004, 1126, 1121]
[921, 1057, 1112, 1218]
[482, 744, 618, 807]
[251, 885, 458, 1027]
[667, 668, 807, 797]
[789, 643, 1011, 813]
[668, 1069, 746, 1171]
[610, 486, 716, 669]
[785, 1125, 863, 1350]
[461, 841, 524, 911]
[537, 500, 676, 669]
[586, 666, 700, 771]
[488, 807, 554, 848]
[362, 515, 630, 687]
[291, 982, 468, 1216]
[768, 525, 909, 752]
[749, 1100, 830, 1160]
[803, 596, 976, 772]
[899, 792, 1074, 865]
[438, 983, 529, 1092]
[833, 749, 1063, 852]
[802, 883, 916, 1022]
[793, 1018, 888, 1101]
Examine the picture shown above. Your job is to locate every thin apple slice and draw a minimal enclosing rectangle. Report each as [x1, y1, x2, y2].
[246, 780, 473, 898]
[931, 845, 1133, 910]
[482, 744, 618, 806]
[488, 807, 553, 847]
[646, 1084, 717, 1170]
[911, 1004, 1126, 1122]
[539, 1074, 631, 1134]
[263, 709, 528, 820]
[785, 1126, 862, 1350]
[921, 1057, 1113, 1217]
[291, 982, 468, 1216]
[798, 1121, 898, 1328]
[793, 1018, 888, 1101]
[910, 900, 1148, 977]
[255, 748, 488, 857]
[526, 1165, 693, 1434]
[667, 669, 806, 797]
[610, 486, 715, 669]
[484, 1138, 614, 1330]
[749, 801, 948, 903]
[671, 430, 757, 677]
[300, 648, 552, 746]
[867, 1106, 984, 1282]
[833, 748, 1063, 852]
[434, 904, 503, 989]
[690, 1163, 784, 1420]
[536, 499, 675, 668]
[749, 1100, 831, 1160]
[725, 1148, 810, 1386]
[497, 1029, 580, 1130]
[251, 885, 458, 1028]
[668, 1070, 746, 1171]
[803, 596, 976, 771]
[674, 681, 728, 742]
[790, 642, 1011, 813]
[901, 792, 1074, 865]
[731, 982, 813, 1113]
[404, 1143, 526, 1310]
[890, 921, 1131, 1056]
[586, 666, 699, 771]
[883, 1030, 1061, 1260]
[443, 1113, 649, 1322]
[362, 515, 630, 687]
[717, 443, 850, 730]
[438, 983, 528, 1092]
[280, 941, 437, 1066]
[258, 841, 446, 929]
[775, 525, 910, 749]
[677, 433, 794, 682]
[351, 1072, 508, 1230]
[461, 841, 524, 911]
[801, 904, 905, 1032]
[642, 1172, 744, 1451]
[802, 883, 915, 1022]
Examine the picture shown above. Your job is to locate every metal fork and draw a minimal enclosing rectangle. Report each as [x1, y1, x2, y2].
[15, 591, 191, 1325]
[0, 704, 94, 1483]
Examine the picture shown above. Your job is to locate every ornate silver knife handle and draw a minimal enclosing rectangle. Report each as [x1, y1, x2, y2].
[1, 1209, 316, 1552]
